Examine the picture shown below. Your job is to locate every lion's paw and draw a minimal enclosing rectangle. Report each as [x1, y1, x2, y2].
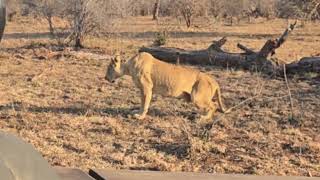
[133, 114, 146, 120]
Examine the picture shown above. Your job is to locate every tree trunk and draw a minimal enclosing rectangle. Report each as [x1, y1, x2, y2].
[182, 11, 192, 28]
[75, 37, 83, 49]
[0, 0, 6, 43]
[139, 21, 319, 74]
[74, 2, 83, 49]
[8, 11, 16, 22]
[46, 15, 55, 37]
[152, 0, 160, 20]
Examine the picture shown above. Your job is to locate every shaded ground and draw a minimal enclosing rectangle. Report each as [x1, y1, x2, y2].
[0, 16, 319, 177]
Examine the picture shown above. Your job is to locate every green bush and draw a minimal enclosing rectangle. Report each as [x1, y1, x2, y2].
[153, 31, 169, 46]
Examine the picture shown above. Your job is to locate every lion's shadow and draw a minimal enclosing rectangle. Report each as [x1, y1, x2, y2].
[0, 102, 196, 120]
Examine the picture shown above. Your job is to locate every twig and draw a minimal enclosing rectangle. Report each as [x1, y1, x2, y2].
[177, 118, 195, 150]
[179, 118, 192, 138]
[224, 82, 264, 114]
[262, 95, 290, 101]
[283, 64, 294, 119]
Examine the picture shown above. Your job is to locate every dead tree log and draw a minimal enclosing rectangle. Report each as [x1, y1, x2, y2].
[140, 21, 319, 74]
[286, 57, 320, 74]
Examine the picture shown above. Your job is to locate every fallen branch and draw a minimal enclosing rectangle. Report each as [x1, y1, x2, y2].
[237, 43, 255, 55]
[259, 21, 297, 58]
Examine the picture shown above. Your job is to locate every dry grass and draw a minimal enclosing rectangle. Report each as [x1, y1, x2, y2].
[0, 16, 319, 176]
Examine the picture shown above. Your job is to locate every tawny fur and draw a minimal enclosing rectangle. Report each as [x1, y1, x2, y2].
[105, 52, 225, 120]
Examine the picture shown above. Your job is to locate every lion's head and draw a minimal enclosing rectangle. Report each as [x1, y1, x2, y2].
[105, 55, 124, 83]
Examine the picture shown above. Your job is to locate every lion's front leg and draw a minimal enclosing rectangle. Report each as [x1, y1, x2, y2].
[134, 88, 152, 120]
[134, 76, 153, 120]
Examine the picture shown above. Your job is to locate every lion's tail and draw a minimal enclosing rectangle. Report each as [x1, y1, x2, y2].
[215, 87, 226, 113]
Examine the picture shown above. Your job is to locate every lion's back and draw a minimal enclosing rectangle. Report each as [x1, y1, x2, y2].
[137, 53, 200, 96]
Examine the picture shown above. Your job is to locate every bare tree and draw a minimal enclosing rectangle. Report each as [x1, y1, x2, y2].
[209, 0, 224, 19]
[180, 1, 194, 28]
[241, 0, 277, 21]
[276, 0, 320, 20]
[172, 0, 198, 28]
[221, 0, 246, 25]
[35, 0, 65, 36]
[26, 0, 69, 45]
[68, 0, 127, 48]
[153, 0, 161, 20]
[128, 0, 153, 16]
[307, 0, 320, 20]
[257, 0, 277, 19]
[72, 1, 85, 48]
[6, 0, 22, 21]
[26, 0, 123, 48]
[106, 0, 130, 18]
[68, 0, 110, 48]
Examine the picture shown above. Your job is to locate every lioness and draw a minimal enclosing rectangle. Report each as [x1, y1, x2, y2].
[105, 52, 225, 120]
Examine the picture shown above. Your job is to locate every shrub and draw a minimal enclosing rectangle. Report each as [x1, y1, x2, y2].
[153, 31, 169, 46]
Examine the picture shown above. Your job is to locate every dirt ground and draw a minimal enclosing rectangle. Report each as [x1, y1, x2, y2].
[0, 16, 319, 177]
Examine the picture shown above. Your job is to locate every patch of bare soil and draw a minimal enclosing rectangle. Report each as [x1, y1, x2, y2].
[0, 46, 319, 177]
